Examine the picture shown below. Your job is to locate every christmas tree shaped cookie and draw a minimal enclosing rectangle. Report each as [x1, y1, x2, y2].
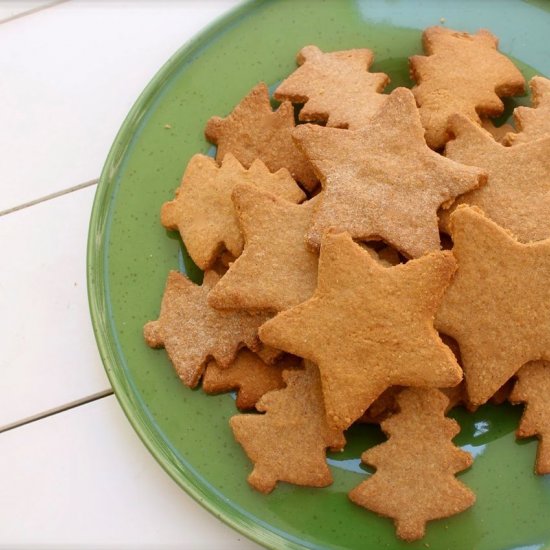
[161, 154, 304, 270]
[410, 26, 525, 149]
[205, 82, 317, 190]
[274, 45, 389, 129]
[143, 271, 269, 388]
[349, 387, 475, 541]
[203, 350, 300, 410]
[505, 76, 550, 146]
[509, 361, 550, 474]
[230, 361, 345, 493]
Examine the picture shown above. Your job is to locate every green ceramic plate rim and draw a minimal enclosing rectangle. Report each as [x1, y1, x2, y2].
[86, 1, 306, 549]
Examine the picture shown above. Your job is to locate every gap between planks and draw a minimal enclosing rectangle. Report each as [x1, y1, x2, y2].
[0, 388, 114, 434]
[0, 178, 99, 217]
[0, 0, 70, 26]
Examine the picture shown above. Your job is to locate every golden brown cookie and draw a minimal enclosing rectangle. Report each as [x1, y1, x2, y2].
[349, 387, 475, 542]
[489, 378, 514, 405]
[230, 361, 345, 493]
[205, 83, 317, 191]
[441, 383, 469, 412]
[293, 87, 486, 258]
[161, 154, 304, 270]
[274, 45, 389, 129]
[360, 244, 402, 267]
[255, 344, 284, 365]
[480, 119, 514, 143]
[208, 185, 318, 312]
[260, 231, 462, 432]
[357, 387, 401, 425]
[441, 115, 550, 242]
[143, 270, 270, 388]
[435, 206, 550, 406]
[410, 26, 525, 149]
[438, 335, 469, 411]
[505, 76, 550, 146]
[509, 361, 550, 474]
[203, 350, 301, 410]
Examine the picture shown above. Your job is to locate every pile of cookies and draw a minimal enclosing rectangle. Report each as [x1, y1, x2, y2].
[144, 26, 550, 542]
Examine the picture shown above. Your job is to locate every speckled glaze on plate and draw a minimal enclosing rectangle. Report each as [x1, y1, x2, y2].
[87, 1, 550, 548]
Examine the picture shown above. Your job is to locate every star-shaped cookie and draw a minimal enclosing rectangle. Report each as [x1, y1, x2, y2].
[205, 82, 317, 191]
[442, 114, 550, 242]
[293, 87, 486, 258]
[161, 153, 305, 270]
[208, 184, 318, 312]
[410, 26, 525, 149]
[274, 45, 389, 129]
[259, 231, 462, 432]
[435, 206, 550, 406]
[143, 270, 270, 388]
[505, 76, 550, 146]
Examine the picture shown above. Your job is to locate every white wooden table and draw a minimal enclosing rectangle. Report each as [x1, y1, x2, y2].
[0, 1, 261, 547]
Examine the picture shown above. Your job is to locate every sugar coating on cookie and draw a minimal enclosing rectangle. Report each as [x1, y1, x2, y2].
[410, 26, 525, 149]
[230, 361, 345, 494]
[207, 184, 319, 312]
[161, 153, 304, 270]
[436, 206, 550, 406]
[143, 270, 270, 388]
[442, 114, 550, 243]
[505, 76, 550, 146]
[205, 82, 317, 191]
[274, 45, 389, 129]
[293, 87, 486, 258]
[260, 231, 462, 432]
[349, 387, 475, 542]
[509, 361, 550, 474]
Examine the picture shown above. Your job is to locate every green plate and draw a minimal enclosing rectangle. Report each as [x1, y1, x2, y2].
[87, 1, 550, 548]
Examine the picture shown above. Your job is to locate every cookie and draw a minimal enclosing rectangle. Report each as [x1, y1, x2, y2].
[203, 349, 301, 410]
[205, 82, 317, 191]
[357, 387, 401, 425]
[274, 45, 389, 129]
[435, 206, 550, 406]
[358, 382, 467, 425]
[489, 378, 514, 406]
[230, 361, 345, 494]
[505, 76, 550, 146]
[208, 185, 318, 312]
[255, 344, 284, 365]
[143, 270, 270, 388]
[349, 387, 475, 542]
[509, 361, 550, 474]
[161, 153, 304, 270]
[441, 114, 550, 243]
[259, 230, 462, 432]
[480, 119, 514, 143]
[409, 26, 525, 149]
[293, 87, 486, 258]
[360, 243, 402, 268]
